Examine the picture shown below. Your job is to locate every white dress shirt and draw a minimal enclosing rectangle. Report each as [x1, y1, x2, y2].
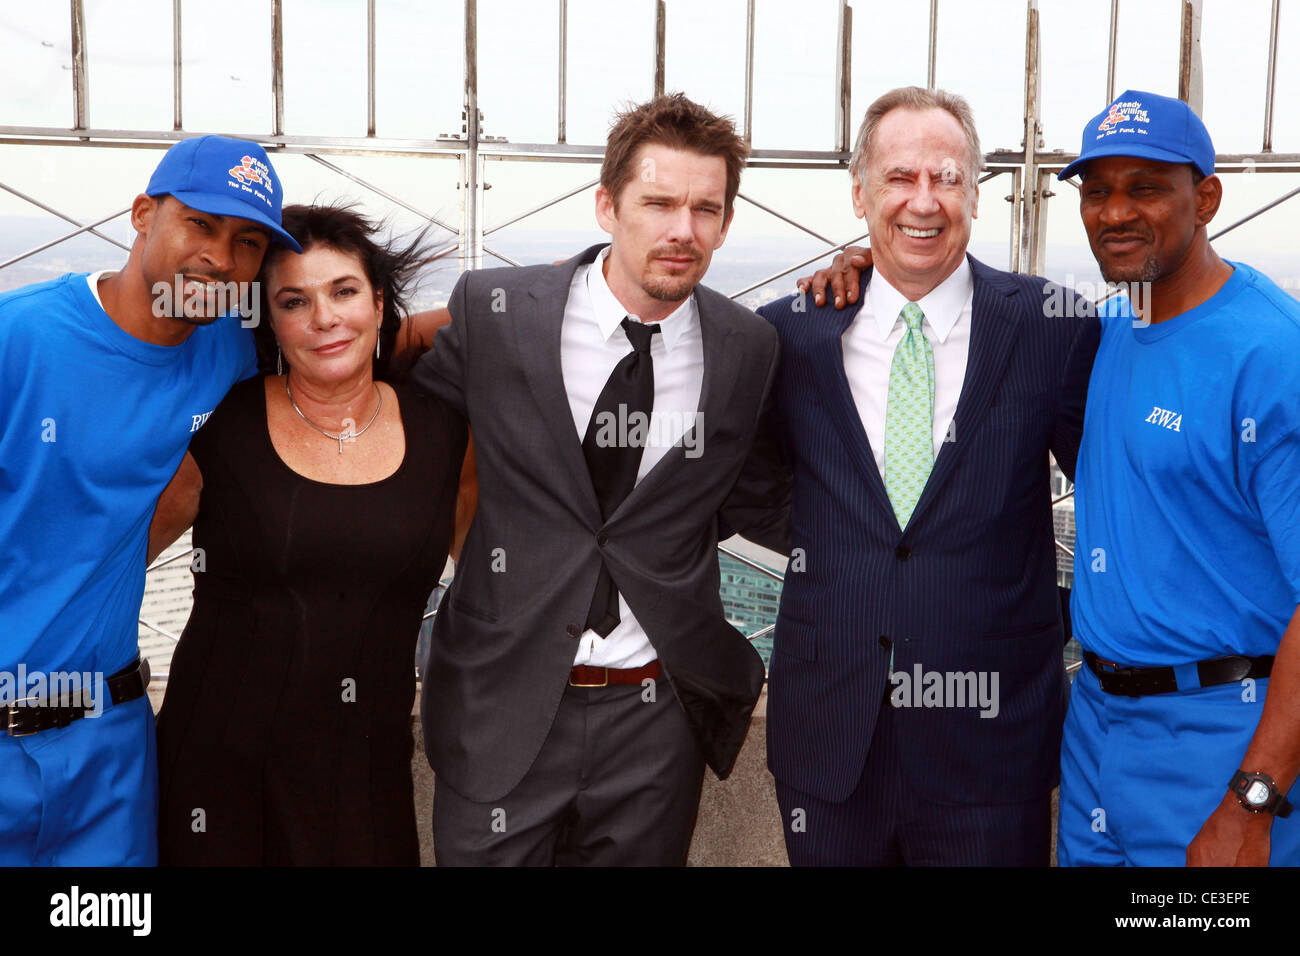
[841, 260, 974, 479]
[560, 248, 704, 667]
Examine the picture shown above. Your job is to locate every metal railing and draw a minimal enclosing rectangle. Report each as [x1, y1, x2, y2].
[2, 0, 1294, 675]
[6, 1, 1297, 283]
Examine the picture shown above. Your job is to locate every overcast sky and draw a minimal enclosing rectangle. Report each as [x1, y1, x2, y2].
[2, 0, 1297, 285]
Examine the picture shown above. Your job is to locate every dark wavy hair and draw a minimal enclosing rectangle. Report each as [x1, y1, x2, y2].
[254, 203, 438, 382]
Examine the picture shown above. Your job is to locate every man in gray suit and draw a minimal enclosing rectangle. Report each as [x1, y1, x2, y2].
[411, 93, 789, 865]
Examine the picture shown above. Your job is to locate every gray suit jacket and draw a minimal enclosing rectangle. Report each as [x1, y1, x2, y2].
[411, 243, 789, 802]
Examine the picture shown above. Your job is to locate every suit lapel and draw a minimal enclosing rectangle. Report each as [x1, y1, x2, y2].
[815, 268, 896, 523]
[514, 244, 605, 526]
[905, 255, 1022, 532]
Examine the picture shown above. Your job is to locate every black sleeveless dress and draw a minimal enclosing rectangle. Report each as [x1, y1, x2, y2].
[156, 376, 466, 866]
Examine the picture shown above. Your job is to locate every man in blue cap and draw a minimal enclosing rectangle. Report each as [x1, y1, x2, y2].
[0, 135, 300, 865]
[1056, 90, 1300, 866]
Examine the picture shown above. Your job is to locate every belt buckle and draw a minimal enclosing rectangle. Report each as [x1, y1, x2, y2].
[5, 697, 42, 738]
[569, 667, 609, 688]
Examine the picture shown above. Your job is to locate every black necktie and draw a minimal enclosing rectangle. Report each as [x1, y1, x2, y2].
[581, 317, 661, 636]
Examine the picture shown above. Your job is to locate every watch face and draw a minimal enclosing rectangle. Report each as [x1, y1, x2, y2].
[1246, 781, 1271, 806]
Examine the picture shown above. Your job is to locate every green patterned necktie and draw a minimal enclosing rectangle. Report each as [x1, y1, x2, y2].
[883, 302, 935, 529]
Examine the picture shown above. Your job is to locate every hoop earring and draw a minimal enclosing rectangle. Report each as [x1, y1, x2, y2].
[277, 346, 283, 377]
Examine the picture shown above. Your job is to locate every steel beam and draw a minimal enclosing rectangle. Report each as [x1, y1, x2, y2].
[653, 0, 665, 98]
[1264, 0, 1280, 152]
[1018, 2, 1044, 275]
[835, 1, 852, 154]
[744, 0, 755, 144]
[367, 0, 376, 137]
[718, 546, 784, 583]
[0, 182, 130, 252]
[1209, 184, 1300, 241]
[927, 0, 938, 89]
[272, 0, 285, 136]
[4, 126, 1298, 173]
[146, 550, 198, 574]
[737, 192, 837, 246]
[484, 177, 598, 236]
[0, 208, 130, 271]
[172, 0, 183, 130]
[483, 246, 522, 267]
[461, 0, 483, 271]
[1178, 0, 1203, 114]
[305, 154, 460, 235]
[71, 0, 89, 131]
[1008, 167, 1023, 273]
[727, 231, 870, 300]
[138, 619, 181, 641]
[1106, 0, 1119, 104]
[557, 0, 568, 143]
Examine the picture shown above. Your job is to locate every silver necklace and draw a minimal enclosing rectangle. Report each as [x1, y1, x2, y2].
[285, 375, 383, 454]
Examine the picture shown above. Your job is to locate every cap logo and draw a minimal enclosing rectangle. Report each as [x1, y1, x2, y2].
[1098, 100, 1150, 134]
[228, 155, 274, 194]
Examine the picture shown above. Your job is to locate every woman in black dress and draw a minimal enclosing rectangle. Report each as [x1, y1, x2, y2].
[149, 205, 467, 865]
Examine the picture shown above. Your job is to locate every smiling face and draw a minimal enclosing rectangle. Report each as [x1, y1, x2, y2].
[135, 194, 270, 324]
[595, 143, 733, 321]
[1078, 156, 1210, 284]
[851, 107, 978, 300]
[266, 243, 382, 386]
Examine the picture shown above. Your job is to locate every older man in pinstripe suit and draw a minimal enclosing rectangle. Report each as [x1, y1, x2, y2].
[758, 86, 1098, 865]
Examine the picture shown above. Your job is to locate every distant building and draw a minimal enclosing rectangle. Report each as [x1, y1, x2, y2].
[138, 531, 197, 677]
[1050, 462, 1082, 669]
[1054, 500, 1076, 589]
[718, 551, 783, 666]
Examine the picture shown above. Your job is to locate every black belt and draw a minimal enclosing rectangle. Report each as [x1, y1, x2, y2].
[1083, 650, 1273, 697]
[4, 656, 150, 737]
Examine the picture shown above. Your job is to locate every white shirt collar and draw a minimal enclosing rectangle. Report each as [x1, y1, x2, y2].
[585, 247, 696, 353]
[867, 257, 973, 343]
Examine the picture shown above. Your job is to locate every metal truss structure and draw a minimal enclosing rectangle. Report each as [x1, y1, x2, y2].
[2, 0, 1297, 664]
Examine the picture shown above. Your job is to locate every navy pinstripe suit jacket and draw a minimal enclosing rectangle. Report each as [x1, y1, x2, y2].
[758, 255, 1099, 805]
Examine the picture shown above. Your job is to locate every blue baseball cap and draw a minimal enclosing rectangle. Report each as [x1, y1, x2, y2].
[145, 135, 302, 253]
[1059, 89, 1215, 181]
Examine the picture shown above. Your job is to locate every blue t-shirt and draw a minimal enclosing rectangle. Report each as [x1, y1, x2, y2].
[0, 273, 257, 678]
[1072, 262, 1300, 666]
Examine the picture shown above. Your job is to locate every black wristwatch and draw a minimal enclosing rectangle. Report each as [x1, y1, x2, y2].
[1229, 770, 1294, 818]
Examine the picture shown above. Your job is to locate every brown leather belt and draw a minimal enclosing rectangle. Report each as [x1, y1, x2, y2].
[569, 660, 661, 688]
[5, 655, 150, 737]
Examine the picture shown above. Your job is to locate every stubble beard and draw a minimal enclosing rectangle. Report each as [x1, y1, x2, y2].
[1098, 251, 1162, 286]
[641, 273, 699, 302]
[641, 247, 703, 303]
[1092, 229, 1164, 286]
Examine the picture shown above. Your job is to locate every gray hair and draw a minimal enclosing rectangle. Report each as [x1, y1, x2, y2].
[849, 86, 983, 187]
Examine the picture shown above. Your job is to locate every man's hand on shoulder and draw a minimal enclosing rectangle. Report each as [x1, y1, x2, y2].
[388, 307, 452, 380]
[794, 246, 872, 309]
